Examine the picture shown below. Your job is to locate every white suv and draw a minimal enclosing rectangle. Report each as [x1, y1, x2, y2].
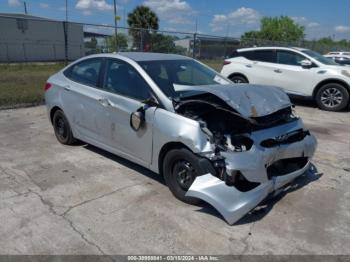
[221, 47, 350, 111]
[326, 51, 350, 59]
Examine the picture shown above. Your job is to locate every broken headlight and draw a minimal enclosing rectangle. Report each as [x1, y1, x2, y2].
[227, 135, 254, 152]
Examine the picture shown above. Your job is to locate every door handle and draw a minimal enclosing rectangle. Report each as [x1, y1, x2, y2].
[64, 85, 71, 91]
[245, 64, 252, 68]
[97, 98, 111, 107]
[274, 69, 282, 73]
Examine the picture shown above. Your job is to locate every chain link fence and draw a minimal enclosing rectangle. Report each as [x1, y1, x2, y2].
[1, 14, 349, 64]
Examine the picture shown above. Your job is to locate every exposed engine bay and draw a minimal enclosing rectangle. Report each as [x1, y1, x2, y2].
[171, 89, 317, 225]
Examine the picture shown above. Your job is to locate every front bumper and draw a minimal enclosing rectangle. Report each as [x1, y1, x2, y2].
[186, 119, 317, 225]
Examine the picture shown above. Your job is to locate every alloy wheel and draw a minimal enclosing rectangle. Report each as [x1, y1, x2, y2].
[320, 87, 344, 108]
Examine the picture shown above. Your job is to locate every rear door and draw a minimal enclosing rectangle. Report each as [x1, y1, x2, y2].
[244, 49, 278, 85]
[61, 58, 110, 143]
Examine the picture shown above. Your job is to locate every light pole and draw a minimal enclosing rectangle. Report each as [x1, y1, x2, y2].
[113, 0, 117, 52]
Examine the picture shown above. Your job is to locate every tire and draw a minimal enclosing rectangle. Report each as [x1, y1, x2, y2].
[162, 148, 204, 205]
[52, 110, 76, 145]
[229, 75, 248, 84]
[315, 83, 349, 111]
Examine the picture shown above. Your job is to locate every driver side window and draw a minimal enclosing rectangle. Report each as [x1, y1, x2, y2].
[276, 50, 305, 66]
[103, 59, 152, 101]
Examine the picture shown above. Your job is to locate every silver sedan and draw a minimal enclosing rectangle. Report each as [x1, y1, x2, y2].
[45, 52, 317, 225]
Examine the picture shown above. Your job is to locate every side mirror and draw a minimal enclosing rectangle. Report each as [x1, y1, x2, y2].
[300, 59, 313, 68]
[130, 111, 145, 131]
[143, 96, 159, 108]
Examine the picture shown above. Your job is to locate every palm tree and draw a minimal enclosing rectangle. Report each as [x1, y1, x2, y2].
[127, 5, 159, 50]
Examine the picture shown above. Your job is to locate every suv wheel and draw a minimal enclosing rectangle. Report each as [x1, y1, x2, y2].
[163, 148, 203, 205]
[229, 75, 248, 84]
[316, 83, 349, 111]
[52, 110, 76, 145]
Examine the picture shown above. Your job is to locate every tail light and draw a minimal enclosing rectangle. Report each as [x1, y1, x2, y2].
[223, 60, 231, 65]
[44, 82, 52, 91]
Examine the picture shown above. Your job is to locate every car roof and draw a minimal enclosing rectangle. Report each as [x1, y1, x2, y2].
[236, 46, 309, 52]
[119, 52, 192, 61]
[80, 52, 192, 62]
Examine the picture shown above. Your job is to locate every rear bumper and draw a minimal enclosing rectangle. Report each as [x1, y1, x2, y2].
[186, 121, 317, 225]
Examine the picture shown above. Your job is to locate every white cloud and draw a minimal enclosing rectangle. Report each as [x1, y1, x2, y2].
[76, 0, 113, 15]
[335, 25, 350, 33]
[8, 0, 21, 7]
[39, 3, 49, 9]
[307, 22, 320, 28]
[143, 0, 194, 25]
[292, 16, 320, 28]
[210, 7, 260, 32]
[291, 16, 307, 24]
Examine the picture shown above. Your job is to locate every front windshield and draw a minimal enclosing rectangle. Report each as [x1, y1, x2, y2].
[302, 49, 339, 65]
[138, 59, 230, 98]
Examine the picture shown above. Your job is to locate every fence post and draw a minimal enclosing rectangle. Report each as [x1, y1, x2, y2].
[192, 33, 197, 58]
[140, 29, 144, 51]
[6, 43, 10, 62]
[23, 43, 27, 62]
[53, 44, 56, 61]
[63, 21, 68, 64]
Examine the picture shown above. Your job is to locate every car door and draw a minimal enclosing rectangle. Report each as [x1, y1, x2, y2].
[61, 58, 111, 144]
[99, 58, 156, 166]
[273, 50, 319, 96]
[246, 49, 278, 85]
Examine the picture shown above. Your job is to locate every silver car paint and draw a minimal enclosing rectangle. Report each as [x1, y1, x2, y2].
[45, 53, 317, 225]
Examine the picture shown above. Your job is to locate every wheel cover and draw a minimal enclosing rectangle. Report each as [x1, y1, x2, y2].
[233, 78, 243, 83]
[321, 87, 343, 108]
[55, 116, 68, 140]
[173, 160, 197, 190]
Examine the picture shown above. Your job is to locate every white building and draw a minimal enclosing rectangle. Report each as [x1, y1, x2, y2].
[0, 13, 84, 62]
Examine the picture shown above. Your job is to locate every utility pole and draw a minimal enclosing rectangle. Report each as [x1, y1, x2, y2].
[63, 0, 69, 64]
[65, 0, 68, 22]
[113, 0, 118, 52]
[23, 1, 28, 14]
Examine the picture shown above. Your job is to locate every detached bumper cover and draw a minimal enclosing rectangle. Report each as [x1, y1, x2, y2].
[186, 128, 317, 225]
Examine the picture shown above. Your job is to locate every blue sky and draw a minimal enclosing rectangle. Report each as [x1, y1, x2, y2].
[2, 0, 350, 39]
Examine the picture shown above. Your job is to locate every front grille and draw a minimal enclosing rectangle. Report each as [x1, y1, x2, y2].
[260, 129, 310, 148]
[267, 157, 309, 179]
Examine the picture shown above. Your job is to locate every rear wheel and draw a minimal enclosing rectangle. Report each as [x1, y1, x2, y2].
[52, 110, 76, 145]
[229, 75, 248, 84]
[315, 83, 349, 111]
[163, 148, 203, 204]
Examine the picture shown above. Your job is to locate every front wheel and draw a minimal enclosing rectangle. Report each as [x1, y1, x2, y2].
[229, 75, 248, 84]
[163, 148, 203, 205]
[315, 83, 349, 111]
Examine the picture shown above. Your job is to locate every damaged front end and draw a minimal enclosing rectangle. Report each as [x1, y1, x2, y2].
[173, 86, 317, 225]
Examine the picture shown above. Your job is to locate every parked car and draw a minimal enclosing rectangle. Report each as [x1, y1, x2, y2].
[326, 51, 350, 59]
[45, 52, 317, 225]
[324, 55, 350, 66]
[221, 47, 350, 111]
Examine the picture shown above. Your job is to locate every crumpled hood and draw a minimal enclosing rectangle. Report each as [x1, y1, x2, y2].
[174, 84, 292, 118]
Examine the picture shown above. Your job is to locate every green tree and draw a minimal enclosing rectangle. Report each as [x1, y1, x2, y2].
[150, 34, 186, 54]
[127, 5, 159, 50]
[106, 33, 128, 51]
[241, 16, 305, 45]
[85, 37, 97, 49]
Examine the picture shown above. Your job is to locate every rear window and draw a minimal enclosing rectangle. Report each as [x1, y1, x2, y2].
[231, 50, 255, 60]
[234, 50, 276, 63]
[254, 50, 276, 63]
